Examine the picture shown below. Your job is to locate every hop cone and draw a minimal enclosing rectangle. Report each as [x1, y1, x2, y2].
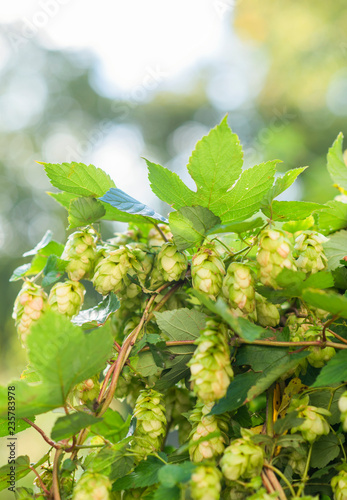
[191, 244, 225, 300]
[190, 465, 222, 500]
[248, 489, 279, 500]
[74, 375, 100, 403]
[62, 227, 97, 281]
[305, 330, 335, 368]
[339, 391, 347, 432]
[290, 396, 330, 442]
[222, 263, 256, 319]
[92, 247, 132, 295]
[48, 280, 85, 317]
[132, 388, 167, 460]
[148, 224, 173, 247]
[257, 228, 295, 288]
[72, 472, 112, 500]
[220, 437, 264, 481]
[331, 469, 347, 500]
[13, 282, 47, 345]
[255, 292, 280, 327]
[157, 242, 188, 282]
[294, 231, 328, 275]
[189, 402, 229, 462]
[188, 319, 233, 403]
[287, 449, 307, 475]
[129, 243, 154, 285]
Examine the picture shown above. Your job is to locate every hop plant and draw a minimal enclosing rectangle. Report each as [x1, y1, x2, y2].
[338, 391, 347, 432]
[191, 244, 225, 300]
[257, 228, 295, 288]
[157, 242, 188, 282]
[190, 465, 222, 500]
[92, 246, 133, 295]
[73, 375, 100, 403]
[220, 436, 264, 481]
[188, 319, 233, 403]
[331, 469, 347, 500]
[222, 263, 256, 319]
[147, 224, 173, 247]
[131, 388, 167, 460]
[48, 280, 85, 317]
[255, 292, 280, 327]
[12, 282, 47, 345]
[188, 402, 229, 462]
[61, 227, 98, 281]
[72, 472, 112, 500]
[294, 231, 328, 275]
[305, 330, 336, 368]
[287, 449, 307, 475]
[289, 396, 331, 442]
[129, 243, 154, 286]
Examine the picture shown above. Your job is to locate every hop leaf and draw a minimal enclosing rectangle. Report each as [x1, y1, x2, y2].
[191, 244, 225, 300]
[48, 280, 85, 318]
[61, 227, 98, 281]
[12, 282, 47, 346]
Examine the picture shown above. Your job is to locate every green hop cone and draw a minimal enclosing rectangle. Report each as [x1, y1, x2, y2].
[129, 243, 154, 286]
[189, 402, 229, 462]
[157, 242, 188, 282]
[188, 319, 233, 403]
[289, 396, 331, 442]
[220, 436, 264, 481]
[256, 228, 295, 289]
[191, 244, 225, 300]
[222, 263, 256, 319]
[287, 449, 307, 475]
[74, 375, 100, 403]
[72, 472, 112, 500]
[92, 246, 132, 295]
[48, 280, 85, 318]
[147, 224, 173, 247]
[132, 388, 167, 460]
[61, 227, 97, 281]
[305, 329, 336, 368]
[331, 469, 347, 500]
[294, 230, 328, 275]
[338, 391, 347, 432]
[13, 282, 47, 346]
[190, 465, 222, 500]
[248, 488, 279, 500]
[255, 292, 280, 327]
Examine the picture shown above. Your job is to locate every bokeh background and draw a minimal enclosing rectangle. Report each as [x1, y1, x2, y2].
[0, 0, 346, 494]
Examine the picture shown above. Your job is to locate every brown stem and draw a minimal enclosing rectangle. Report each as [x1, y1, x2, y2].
[154, 223, 168, 243]
[52, 448, 62, 500]
[23, 418, 59, 449]
[29, 465, 50, 496]
[327, 328, 347, 345]
[234, 338, 347, 350]
[140, 339, 196, 352]
[261, 470, 276, 494]
[264, 467, 287, 500]
[322, 315, 339, 342]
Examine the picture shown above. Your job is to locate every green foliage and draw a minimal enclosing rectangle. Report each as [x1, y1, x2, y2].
[169, 206, 220, 250]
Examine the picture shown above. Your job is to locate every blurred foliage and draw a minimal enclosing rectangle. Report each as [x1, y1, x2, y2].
[1, 1, 347, 376]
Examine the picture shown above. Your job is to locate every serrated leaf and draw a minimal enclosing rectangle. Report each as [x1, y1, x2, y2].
[72, 294, 120, 328]
[155, 308, 206, 341]
[313, 349, 347, 387]
[100, 187, 168, 223]
[113, 456, 163, 490]
[207, 217, 264, 235]
[327, 133, 347, 190]
[9, 263, 32, 281]
[51, 413, 102, 441]
[282, 216, 315, 233]
[0, 416, 34, 437]
[42, 161, 116, 197]
[275, 268, 334, 297]
[262, 200, 323, 221]
[276, 434, 305, 449]
[302, 288, 347, 318]
[216, 161, 277, 223]
[48, 191, 79, 209]
[0, 456, 30, 491]
[311, 434, 341, 468]
[318, 201, 347, 235]
[146, 160, 195, 209]
[153, 485, 181, 500]
[273, 412, 304, 435]
[158, 462, 196, 487]
[90, 409, 130, 443]
[169, 206, 220, 250]
[88, 442, 135, 480]
[41, 254, 68, 287]
[262, 167, 307, 206]
[323, 230, 347, 270]
[68, 197, 106, 229]
[23, 230, 53, 256]
[211, 371, 260, 415]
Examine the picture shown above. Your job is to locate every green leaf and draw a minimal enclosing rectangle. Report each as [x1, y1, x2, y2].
[273, 412, 304, 435]
[327, 133, 347, 190]
[169, 206, 220, 250]
[323, 230, 347, 270]
[187, 117, 243, 211]
[158, 462, 196, 487]
[0, 417, 34, 437]
[72, 294, 120, 328]
[262, 167, 307, 206]
[87, 442, 135, 480]
[262, 200, 323, 221]
[113, 456, 164, 490]
[211, 371, 261, 415]
[90, 409, 131, 443]
[42, 161, 116, 197]
[302, 288, 347, 318]
[27, 311, 113, 401]
[333, 267, 347, 290]
[313, 349, 347, 387]
[282, 216, 315, 234]
[275, 268, 334, 297]
[216, 161, 277, 223]
[0, 456, 31, 491]
[309, 386, 346, 425]
[51, 412, 102, 441]
[100, 187, 168, 223]
[41, 255, 68, 287]
[311, 433, 342, 468]
[275, 434, 305, 449]
[153, 485, 181, 500]
[155, 308, 206, 342]
[68, 197, 106, 229]
[318, 201, 347, 235]
[146, 160, 195, 209]
[23, 230, 53, 256]
[48, 191, 79, 210]
[9, 263, 32, 281]
[207, 217, 264, 235]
